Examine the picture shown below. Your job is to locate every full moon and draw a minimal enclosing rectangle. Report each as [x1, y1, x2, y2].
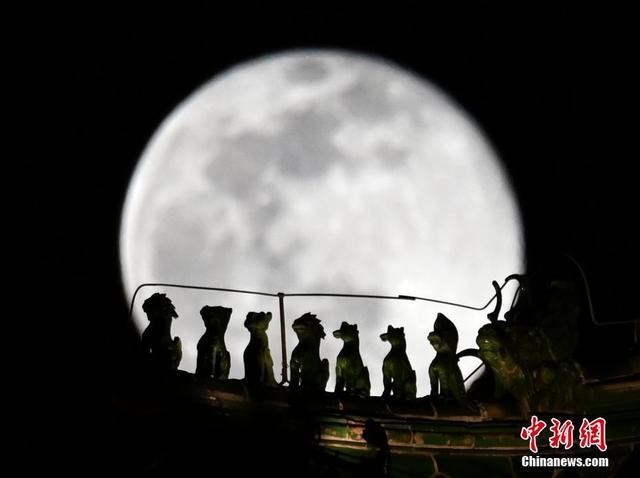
[120, 50, 524, 396]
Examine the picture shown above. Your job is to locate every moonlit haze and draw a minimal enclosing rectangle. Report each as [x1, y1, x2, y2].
[120, 50, 524, 395]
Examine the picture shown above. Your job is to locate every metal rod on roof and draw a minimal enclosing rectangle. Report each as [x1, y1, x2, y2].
[127, 282, 278, 320]
[277, 292, 288, 384]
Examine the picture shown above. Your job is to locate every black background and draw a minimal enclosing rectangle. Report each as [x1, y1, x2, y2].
[11, 2, 637, 473]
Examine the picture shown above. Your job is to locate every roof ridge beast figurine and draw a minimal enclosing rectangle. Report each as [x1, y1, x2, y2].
[243, 311, 277, 389]
[474, 278, 586, 413]
[380, 325, 417, 400]
[333, 321, 371, 398]
[141, 293, 182, 372]
[196, 305, 232, 380]
[428, 313, 468, 405]
[290, 312, 330, 393]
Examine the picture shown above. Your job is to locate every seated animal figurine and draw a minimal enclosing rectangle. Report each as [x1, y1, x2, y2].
[380, 325, 416, 400]
[428, 313, 467, 403]
[196, 305, 232, 380]
[333, 321, 370, 397]
[141, 293, 182, 371]
[243, 311, 277, 388]
[290, 312, 329, 393]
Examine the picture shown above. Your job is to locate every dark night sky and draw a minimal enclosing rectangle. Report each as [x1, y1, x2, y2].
[10, 2, 637, 472]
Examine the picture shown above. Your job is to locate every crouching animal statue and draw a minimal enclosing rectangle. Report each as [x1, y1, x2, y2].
[290, 312, 330, 393]
[333, 321, 371, 397]
[243, 311, 277, 389]
[380, 325, 416, 400]
[196, 305, 232, 380]
[141, 293, 182, 371]
[428, 313, 467, 404]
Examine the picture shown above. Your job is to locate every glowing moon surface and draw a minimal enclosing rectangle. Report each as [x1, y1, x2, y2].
[120, 50, 524, 395]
